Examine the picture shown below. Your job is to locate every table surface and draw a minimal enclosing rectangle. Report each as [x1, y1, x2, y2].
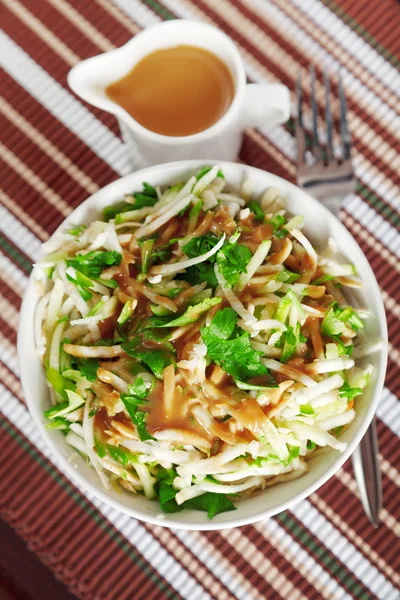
[1, 1, 399, 599]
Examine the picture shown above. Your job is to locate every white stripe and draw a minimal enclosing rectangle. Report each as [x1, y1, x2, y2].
[0, 31, 133, 176]
[343, 195, 400, 258]
[0, 336, 20, 377]
[0, 253, 28, 294]
[377, 388, 400, 436]
[256, 519, 353, 600]
[290, 500, 399, 600]
[0, 386, 211, 600]
[174, 529, 255, 600]
[290, 0, 400, 93]
[0, 205, 42, 261]
[172, 529, 264, 600]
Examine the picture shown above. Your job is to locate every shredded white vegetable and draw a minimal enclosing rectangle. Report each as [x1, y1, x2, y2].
[151, 234, 226, 276]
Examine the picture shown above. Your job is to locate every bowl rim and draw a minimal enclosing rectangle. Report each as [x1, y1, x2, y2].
[18, 159, 388, 530]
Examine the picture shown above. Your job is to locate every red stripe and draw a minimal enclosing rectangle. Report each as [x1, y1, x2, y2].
[331, 0, 400, 58]
[0, 278, 22, 306]
[0, 318, 17, 346]
[240, 133, 296, 183]
[23, 0, 110, 59]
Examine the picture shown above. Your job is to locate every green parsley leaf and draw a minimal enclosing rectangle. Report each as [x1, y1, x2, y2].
[103, 201, 132, 221]
[183, 234, 221, 261]
[106, 444, 137, 467]
[158, 481, 183, 513]
[122, 340, 175, 379]
[156, 466, 177, 485]
[182, 263, 218, 289]
[201, 308, 267, 380]
[132, 182, 158, 208]
[185, 492, 236, 519]
[104, 182, 158, 220]
[120, 377, 154, 441]
[67, 251, 122, 280]
[72, 358, 100, 382]
[157, 483, 236, 518]
[216, 241, 252, 288]
[281, 324, 300, 363]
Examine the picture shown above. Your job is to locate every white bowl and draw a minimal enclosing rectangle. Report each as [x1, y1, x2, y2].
[18, 160, 387, 530]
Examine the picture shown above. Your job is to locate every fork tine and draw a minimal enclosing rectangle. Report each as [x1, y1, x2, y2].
[310, 66, 322, 162]
[338, 72, 351, 160]
[324, 70, 334, 163]
[295, 71, 305, 167]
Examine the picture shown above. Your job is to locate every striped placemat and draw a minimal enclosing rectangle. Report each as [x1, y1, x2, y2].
[1, 1, 399, 598]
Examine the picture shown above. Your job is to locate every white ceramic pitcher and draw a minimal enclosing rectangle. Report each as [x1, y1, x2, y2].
[68, 20, 291, 167]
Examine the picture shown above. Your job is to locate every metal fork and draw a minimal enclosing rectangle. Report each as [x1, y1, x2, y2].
[295, 67, 382, 527]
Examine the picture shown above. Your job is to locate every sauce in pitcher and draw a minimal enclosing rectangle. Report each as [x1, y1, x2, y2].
[106, 45, 235, 137]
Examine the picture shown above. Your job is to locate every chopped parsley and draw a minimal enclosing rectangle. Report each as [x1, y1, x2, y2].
[201, 308, 268, 380]
[66, 250, 122, 280]
[216, 238, 252, 288]
[122, 339, 175, 379]
[103, 182, 158, 220]
[120, 377, 155, 441]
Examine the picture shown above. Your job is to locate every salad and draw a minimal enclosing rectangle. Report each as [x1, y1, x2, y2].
[34, 165, 377, 519]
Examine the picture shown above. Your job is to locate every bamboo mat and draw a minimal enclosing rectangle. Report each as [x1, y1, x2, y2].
[1, 1, 399, 599]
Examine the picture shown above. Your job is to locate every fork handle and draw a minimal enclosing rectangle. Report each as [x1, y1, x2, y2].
[351, 418, 382, 527]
